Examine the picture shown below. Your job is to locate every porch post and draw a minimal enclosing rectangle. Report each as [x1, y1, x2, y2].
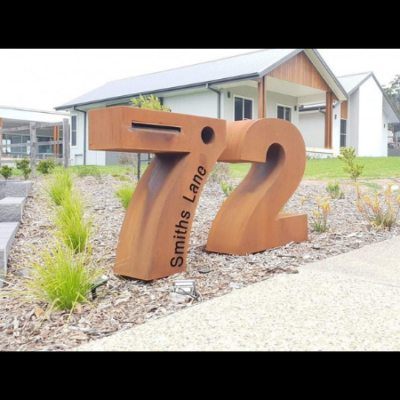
[264, 76, 267, 119]
[0, 118, 3, 167]
[53, 126, 57, 158]
[325, 91, 333, 149]
[258, 77, 267, 119]
[30, 122, 37, 178]
[63, 118, 70, 168]
[258, 79, 263, 118]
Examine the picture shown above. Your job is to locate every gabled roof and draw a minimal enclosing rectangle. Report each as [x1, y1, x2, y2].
[55, 49, 347, 110]
[338, 72, 400, 122]
[337, 72, 372, 95]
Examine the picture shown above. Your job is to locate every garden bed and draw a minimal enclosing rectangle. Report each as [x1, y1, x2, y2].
[0, 174, 399, 351]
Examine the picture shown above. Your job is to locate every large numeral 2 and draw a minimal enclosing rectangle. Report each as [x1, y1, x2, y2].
[88, 107, 227, 281]
[206, 118, 308, 255]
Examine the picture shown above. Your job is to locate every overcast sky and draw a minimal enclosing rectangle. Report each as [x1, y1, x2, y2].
[0, 49, 399, 111]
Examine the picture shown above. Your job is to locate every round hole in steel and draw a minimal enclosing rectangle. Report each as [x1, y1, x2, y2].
[201, 127, 215, 144]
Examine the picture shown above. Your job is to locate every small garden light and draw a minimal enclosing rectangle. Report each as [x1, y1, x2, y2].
[173, 280, 198, 298]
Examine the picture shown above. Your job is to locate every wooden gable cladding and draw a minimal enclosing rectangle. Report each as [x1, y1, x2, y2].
[341, 101, 348, 120]
[268, 51, 329, 92]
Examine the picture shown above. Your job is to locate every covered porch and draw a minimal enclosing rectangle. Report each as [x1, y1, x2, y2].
[211, 50, 347, 157]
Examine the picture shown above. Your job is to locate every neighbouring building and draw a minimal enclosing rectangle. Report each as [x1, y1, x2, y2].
[0, 105, 70, 165]
[299, 72, 400, 157]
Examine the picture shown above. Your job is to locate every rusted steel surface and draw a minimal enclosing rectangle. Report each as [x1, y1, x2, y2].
[89, 107, 227, 280]
[206, 118, 308, 255]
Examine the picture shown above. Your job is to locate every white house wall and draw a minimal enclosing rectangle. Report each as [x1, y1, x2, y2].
[69, 111, 84, 165]
[298, 111, 325, 149]
[266, 92, 299, 127]
[348, 90, 360, 153]
[69, 110, 107, 166]
[221, 86, 258, 121]
[332, 103, 341, 156]
[382, 110, 389, 157]
[358, 77, 385, 157]
[163, 90, 219, 118]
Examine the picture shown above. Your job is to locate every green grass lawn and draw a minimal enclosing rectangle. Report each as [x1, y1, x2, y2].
[230, 157, 400, 180]
[5, 157, 396, 181]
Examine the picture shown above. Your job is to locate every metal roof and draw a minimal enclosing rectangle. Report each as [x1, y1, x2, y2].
[337, 72, 372, 95]
[55, 49, 348, 110]
[338, 72, 400, 122]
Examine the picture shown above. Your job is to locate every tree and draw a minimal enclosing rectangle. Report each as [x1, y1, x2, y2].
[383, 75, 400, 115]
[129, 95, 171, 180]
[130, 94, 171, 112]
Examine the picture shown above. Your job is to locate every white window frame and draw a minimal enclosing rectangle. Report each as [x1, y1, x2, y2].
[276, 104, 293, 122]
[71, 115, 78, 148]
[233, 95, 254, 121]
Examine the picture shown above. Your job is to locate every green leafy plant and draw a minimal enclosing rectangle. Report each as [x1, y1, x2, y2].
[131, 94, 171, 111]
[356, 183, 400, 231]
[75, 166, 102, 179]
[115, 183, 137, 210]
[115, 175, 131, 182]
[326, 182, 345, 199]
[37, 159, 57, 175]
[338, 147, 364, 182]
[302, 196, 331, 233]
[22, 241, 104, 312]
[15, 158, 32, 180]
[0, 165, 13, 180]
[47, 167, 73, 206]
[221, 181, 234, 197]
[54, 193, 92, 253]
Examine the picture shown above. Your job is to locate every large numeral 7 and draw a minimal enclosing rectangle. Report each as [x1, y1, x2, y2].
[207, 118, 308, 255]
[89, 107, 226, 281]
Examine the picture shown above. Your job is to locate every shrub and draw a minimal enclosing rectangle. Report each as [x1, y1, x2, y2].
[115, 183, 137, 210]
[37, 159, 57, 175]
[47, 167, 73, 206]
[326, 182, 345, 199]
[54, 192, 92, 254]
[23, 241, 104, 312]
[75, 166, 101, 179]
[0, 165, 13, 180]
[302, 196, 331, 233]
[209, 163, 230, 183]
[221, 181, 234, 197]
[15, 158, 32, 180]
[116, 175, 131, 182]
[131, 94, 171, 112]
[356, 183, 400, 231]
[338, 147, 364, 182]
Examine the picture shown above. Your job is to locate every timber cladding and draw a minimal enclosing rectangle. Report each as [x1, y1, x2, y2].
[341, 101, 348, 120]
[268, 51, 329, 92]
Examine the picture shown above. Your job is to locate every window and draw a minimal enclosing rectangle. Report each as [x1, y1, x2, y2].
[277, 105, 292, 122]
[234, 97, 253, 121]
[340, 119, 347, 148]
[71, 115, 77, 147]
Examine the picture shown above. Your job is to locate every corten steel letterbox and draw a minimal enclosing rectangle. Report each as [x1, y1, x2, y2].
[89, 107, 308, 282]
[89, 107, 227, 281]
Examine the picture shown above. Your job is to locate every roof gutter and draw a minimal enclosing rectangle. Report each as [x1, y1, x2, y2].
[73, 107, 87, 165]
[206, 83, 221, 119]
[55, 73, 260, 111]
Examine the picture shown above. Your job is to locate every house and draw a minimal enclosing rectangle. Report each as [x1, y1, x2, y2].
[299, 72, 400, 157]
[0, 105, 70, 166]
[55, 49, 351, 166]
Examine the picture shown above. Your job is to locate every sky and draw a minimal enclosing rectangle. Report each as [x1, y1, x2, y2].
[0, 49, 399, 111]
